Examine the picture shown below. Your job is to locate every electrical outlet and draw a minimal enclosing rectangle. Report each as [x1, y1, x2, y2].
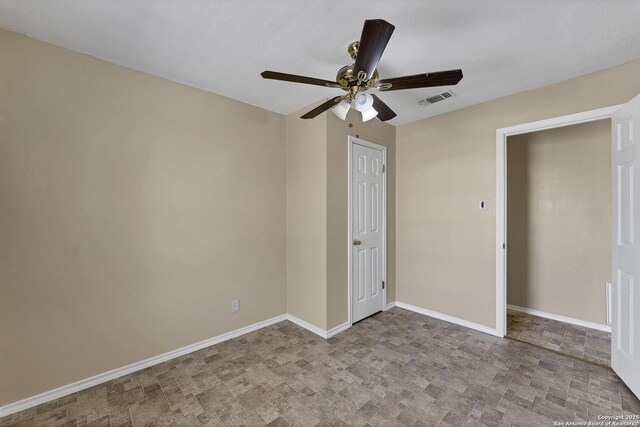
[231, 299, 240, 313]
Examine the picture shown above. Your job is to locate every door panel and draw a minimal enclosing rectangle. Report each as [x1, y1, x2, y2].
[358, 248, 366, 302]
[612, 93, 640, 398]
[371, 247, 379, 297]
[352, 140, 385, 323]
[357, 181, 366, 233]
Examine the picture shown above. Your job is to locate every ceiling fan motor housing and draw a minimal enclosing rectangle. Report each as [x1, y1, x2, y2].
[336, 63, 379, 92]
[337, 41, 380, 92]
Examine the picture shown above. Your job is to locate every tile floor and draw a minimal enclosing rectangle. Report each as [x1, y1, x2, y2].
[507, 309, 611, 367]
[1, 307, 639, 427]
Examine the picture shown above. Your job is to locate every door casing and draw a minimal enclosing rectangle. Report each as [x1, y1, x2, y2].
[495, 105, 622, 337]
[348, 136, 388, 326]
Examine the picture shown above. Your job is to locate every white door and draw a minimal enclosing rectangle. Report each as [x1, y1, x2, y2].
[612, 93, 640, 399]
[351, 139, 385, 323]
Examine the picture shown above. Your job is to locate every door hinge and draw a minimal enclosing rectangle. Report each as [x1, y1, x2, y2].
[382, 281, 385, 289]
[382, 164, 386, 173]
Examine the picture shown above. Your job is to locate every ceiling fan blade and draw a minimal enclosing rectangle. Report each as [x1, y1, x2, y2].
[261, 71, 341, 88]
[378, 69, 463, 91]
[353, 19, 395, 82]
[300, 96, 344, 119]
[371, 94, 397, 122]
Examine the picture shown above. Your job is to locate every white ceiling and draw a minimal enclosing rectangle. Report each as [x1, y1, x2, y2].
[1, 1, 639, 125]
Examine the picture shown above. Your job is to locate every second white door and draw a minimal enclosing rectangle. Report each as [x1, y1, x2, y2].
[611, 93, 640, 398]
[351, 139, 385, 323]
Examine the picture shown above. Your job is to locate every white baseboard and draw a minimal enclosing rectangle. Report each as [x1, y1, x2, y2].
[285, 314, 350, 339]
[285, 314, 327, 337]
[395, 301, 501, 337]
[507, 304, 611, 333]
[326, 321, 351, 338]
[0, 314, 287, 418]
[385, 301, 397, 310]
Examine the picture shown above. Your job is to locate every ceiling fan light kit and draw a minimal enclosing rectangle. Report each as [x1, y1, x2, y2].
[261, 19, 463, 122]
[353, 92, 374, 112]
[360, 106, 379, 122]
[331, 99, 351, 120]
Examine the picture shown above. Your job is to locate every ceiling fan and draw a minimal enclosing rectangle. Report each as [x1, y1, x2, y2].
[261, 19, 463, 122]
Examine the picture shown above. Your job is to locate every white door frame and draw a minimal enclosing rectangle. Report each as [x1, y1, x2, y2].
[348, 136, 387, 326]
[495, 105, 621, 337]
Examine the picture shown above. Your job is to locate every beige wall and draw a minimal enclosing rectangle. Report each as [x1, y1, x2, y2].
[326, 109, 396, 329]
[397, 59, 640, 329]
[507, 120, 611, 324]
[285, 105, 327, 329]
[0, 30, 286, 405]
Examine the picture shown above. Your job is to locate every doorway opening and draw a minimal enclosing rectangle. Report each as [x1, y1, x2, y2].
[506, 119, 612, 366]
[496, 106, 620, 367]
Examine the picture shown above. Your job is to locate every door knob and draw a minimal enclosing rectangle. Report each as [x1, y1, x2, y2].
[353, 239, 362, 246]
